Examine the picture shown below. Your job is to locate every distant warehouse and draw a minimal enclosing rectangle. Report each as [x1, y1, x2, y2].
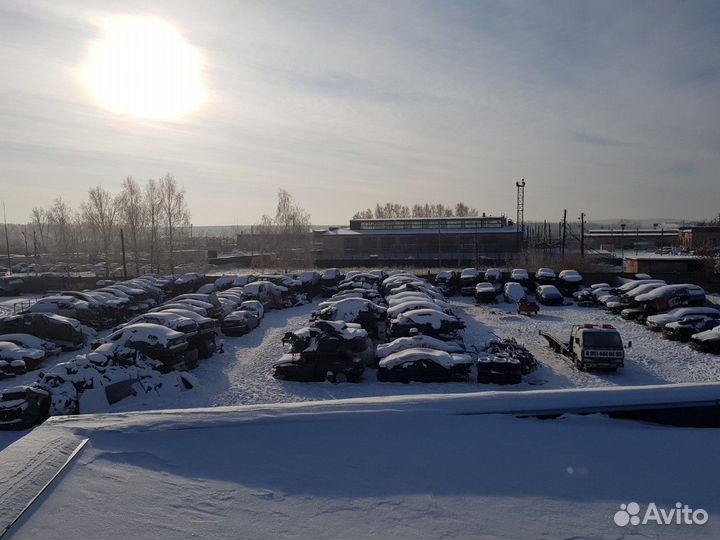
[313, 215, 520, 267]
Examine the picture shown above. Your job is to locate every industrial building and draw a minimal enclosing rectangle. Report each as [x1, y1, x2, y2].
[313, 215, 520, 267]
[583, 227, 680, 252]
[679, 226, 720, 252]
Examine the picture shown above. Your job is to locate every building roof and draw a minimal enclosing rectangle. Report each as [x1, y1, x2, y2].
[679, 226, 720, 233]
[585, 229, 679, 237]
[624, 255, 702, 261]
[321, 226, 519, 236]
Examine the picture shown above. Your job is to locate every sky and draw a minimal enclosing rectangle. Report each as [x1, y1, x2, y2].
[1, 0, 719, 226]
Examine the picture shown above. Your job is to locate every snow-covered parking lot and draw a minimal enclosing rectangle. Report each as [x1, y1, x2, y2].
[4, 295, 720, 421]
[113, 296, 720, 412]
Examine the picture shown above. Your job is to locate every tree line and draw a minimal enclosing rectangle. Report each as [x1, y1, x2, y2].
[353, 202, 479, 220]
[24, 174, 190, 276]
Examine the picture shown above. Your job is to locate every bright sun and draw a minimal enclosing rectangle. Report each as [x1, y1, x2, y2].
[84, 16, 205, 121]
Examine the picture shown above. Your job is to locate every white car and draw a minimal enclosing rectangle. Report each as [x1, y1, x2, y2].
[503, 282, 527, 303]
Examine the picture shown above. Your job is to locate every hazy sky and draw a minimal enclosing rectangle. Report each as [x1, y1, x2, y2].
[1, 0, 719, 225]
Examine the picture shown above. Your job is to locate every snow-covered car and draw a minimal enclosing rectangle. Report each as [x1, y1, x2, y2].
[388, 309, 464, 338]
[387, 291, 440, 306]
[435, 271, 459, 296]
[689, 327, 720, 354]
[173, 273, 205, 293]
[558, 270, 582, 284]
[313, 298, 386, 334]
[273, 354, 364, 383]
[387, 282, 444, 300]
[377, 348, 474, 383]
[0, 333, 62, 356]
[151, 302, 207, 316]
[296, 271, 321, 294]
[634, 284, 706, 314]
[0, 385, 51, 430]
[535, 268, 556, 284]
[484, 268, 502, 283]
[535, 285, 564, 305]
[610, 279, 666, 296]
[646, 307, 720, 332]
[92, 323, 197, 371]
[242, 280, 276, 305]
[376, 333, 466, 359]
[0, 313, 85, 351]
[387, 300, 450, 320]
[27, 295, 95, 319]
[221, 310, 260, 336]
[503, 282, 527, 303]
[239, 300, 264, 320]
[0, 341, 46, 370]
[166, 297, 223, 319]
[119, 312, 199, 337]
[459, 268, 481, 295]
[0, 276, 24, 296]
[605, 282, 667, 313]
[510, 269, 529, 286]
[282, 320, 371, 361]
[319, 268, 342, 296]
[663, 316, 720, 342]
[155, 308, 219, 359]
[213, 275, 240, 291]
[474, 282, 497, 304]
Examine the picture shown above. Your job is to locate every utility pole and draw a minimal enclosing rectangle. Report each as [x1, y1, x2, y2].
[3, 202, 11, 273]
[515, 179, 526, 252]
[120, 228, 128, 279]
[561, 209, 567, 262]
[579, 212, 585, 258]
[33, 230, 37, 259]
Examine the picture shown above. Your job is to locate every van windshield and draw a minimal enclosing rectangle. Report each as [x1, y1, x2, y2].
[583, 331, 623, 348]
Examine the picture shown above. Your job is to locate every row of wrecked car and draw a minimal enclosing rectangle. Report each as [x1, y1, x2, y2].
[436, 267, 584, 298]
[573, 277, 720, 353]
[275, 269, 538, 384]
[0, 270, 325, 429]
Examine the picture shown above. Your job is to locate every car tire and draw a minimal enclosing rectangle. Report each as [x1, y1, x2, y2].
[333, 372, 348, 383]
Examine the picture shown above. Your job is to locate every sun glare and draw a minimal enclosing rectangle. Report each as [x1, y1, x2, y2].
[84, 16, 205, 121]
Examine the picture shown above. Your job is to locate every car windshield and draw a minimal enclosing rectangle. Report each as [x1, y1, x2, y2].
[583, 331, 623, 348]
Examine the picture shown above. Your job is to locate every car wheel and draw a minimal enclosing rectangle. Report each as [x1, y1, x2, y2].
[333, 372, 347, 383]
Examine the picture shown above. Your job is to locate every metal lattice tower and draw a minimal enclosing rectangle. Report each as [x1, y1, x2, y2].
[515, 178, 526, 247]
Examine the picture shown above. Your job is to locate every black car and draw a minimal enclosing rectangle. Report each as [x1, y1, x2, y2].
[474, 282, 498, 304]
[690, 328, 720, 354]
[535, 285, 564, 306]
[663, 316, 720, 342]
[388, 309, 465, 338]
[0, 385, 51, 430]
[221, 310, 260, 336]
[435, 271, 459, 296]
[319, 268, 342, 297]
[459, 268, 481, 296]
[283, 320, 370, 357]
[377, 348, 474, 383]
[273, 354, 364, 383]
[0, 313, 85, 351]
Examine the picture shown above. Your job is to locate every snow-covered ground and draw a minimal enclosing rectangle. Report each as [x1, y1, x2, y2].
[4, 295, 720, 418]
[4, 394, 720, 540]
